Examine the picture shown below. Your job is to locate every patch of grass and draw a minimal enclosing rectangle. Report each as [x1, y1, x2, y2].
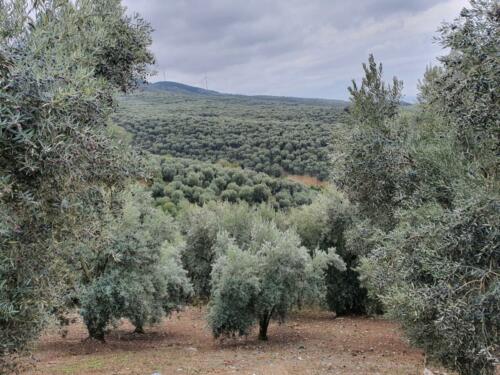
[59, 358, 105, 374]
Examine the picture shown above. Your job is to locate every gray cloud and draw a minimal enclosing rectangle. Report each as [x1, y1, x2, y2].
[123, 0, 468, 99]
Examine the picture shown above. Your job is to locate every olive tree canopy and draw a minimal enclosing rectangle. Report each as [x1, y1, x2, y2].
[0, 0, 153, 370]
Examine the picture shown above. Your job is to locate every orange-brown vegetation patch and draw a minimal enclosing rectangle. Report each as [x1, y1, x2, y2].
[24, 307, 456, 375]
[286, 175, 328, 187]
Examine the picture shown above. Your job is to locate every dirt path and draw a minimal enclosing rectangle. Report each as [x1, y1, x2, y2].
[25, 308, 445, 375]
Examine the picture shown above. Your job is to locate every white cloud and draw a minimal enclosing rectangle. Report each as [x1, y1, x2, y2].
[123, 0, 469, 99]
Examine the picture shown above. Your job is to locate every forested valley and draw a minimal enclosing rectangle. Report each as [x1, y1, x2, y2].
[0, 1, 498, 375]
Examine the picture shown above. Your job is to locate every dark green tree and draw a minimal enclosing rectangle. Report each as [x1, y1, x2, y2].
[333, 54, 409, 230]
[289, 190, 369, 315]
[348, 54, 403, 125]
[179, 206, 219, 300]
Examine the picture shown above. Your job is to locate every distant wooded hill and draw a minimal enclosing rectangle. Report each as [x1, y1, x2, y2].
[143, 81, 221, 96]
[142, 81, 349, 106]
[116, 82, 350, 180]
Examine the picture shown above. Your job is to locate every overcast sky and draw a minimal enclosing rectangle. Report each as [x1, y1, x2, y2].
[123, 0, 468, 100]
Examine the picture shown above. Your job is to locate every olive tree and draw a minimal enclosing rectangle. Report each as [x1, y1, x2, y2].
[359, 194, 499, 375]
[78, 187, 192, 340]
[0, 0, 153, 369]
[179, 202, 260, 300]
[179, 206, 219, 300]
[208, 219, 343, 341]
[350, 1, 499, 374]
[289, 190, 371, 315]
[333, 54, 409, 230]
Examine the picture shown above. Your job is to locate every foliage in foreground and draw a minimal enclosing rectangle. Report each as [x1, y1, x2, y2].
[341, 1, 499, 374]
[359, 194, 499, 374]
[0, 0, 153, 370]
[78, 187, 192, 340]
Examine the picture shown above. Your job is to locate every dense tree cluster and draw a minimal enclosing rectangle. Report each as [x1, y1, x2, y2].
[337, 2, 499, 374]
[151, 157, 318, 214]
[115, 92, 345, 180]
[178, 203, 282, 300]
[177, 198, 361, 322]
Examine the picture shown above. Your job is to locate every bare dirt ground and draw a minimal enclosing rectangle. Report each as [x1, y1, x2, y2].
[285, 175, 329, 188]
[25, 307, 451, 375]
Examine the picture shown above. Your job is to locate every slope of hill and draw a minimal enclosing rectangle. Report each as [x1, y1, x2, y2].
[115, 84, 348, 180]
[143, 81, 220, 96]
[143, 81, 349, 106]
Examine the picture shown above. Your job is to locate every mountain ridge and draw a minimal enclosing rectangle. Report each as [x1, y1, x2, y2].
[143, 81, 220, 96]
[142, 81, 349, 105]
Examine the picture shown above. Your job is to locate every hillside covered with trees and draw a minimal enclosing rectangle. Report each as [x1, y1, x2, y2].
[114, 90, 347, 180]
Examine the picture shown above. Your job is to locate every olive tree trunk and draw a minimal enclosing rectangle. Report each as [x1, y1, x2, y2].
[258, 308, 275, 341]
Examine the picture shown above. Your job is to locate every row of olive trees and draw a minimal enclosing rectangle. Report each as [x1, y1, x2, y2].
[336, 1, 499, 374]
[72, 196, 348, 342]
[0, 0, 154, 371]
[177, 186, 375, 319]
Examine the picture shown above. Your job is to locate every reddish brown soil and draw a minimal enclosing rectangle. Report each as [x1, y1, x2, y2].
[25, 308, 452, 375]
